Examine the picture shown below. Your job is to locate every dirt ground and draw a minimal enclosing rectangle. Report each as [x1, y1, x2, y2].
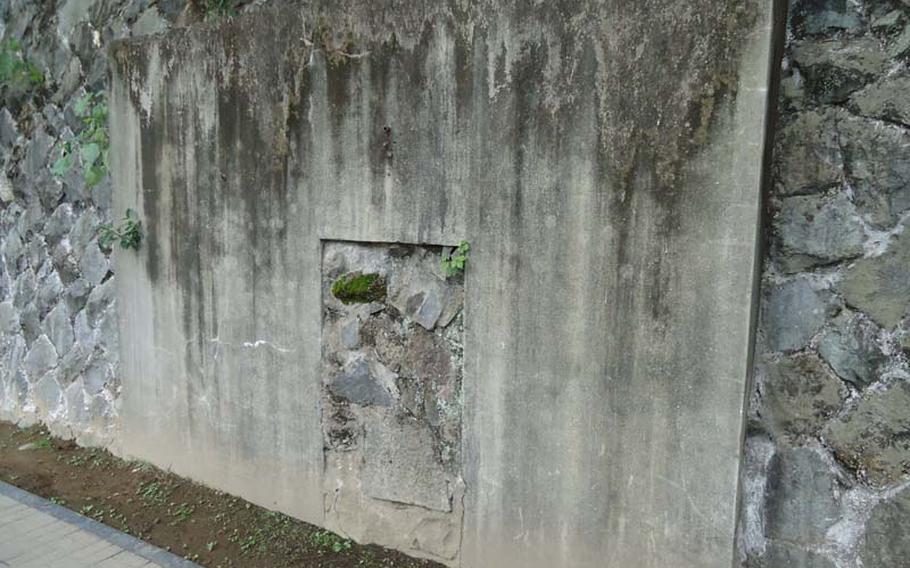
[0, 421, 444, 568]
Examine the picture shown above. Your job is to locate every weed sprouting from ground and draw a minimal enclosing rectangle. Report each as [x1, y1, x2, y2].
[137, 480, 175, 506]
[311, 530, 354, 553]
[171, 502, 195, 524]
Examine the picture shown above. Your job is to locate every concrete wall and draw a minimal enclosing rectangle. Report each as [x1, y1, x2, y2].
[738, 1, 910, 566]
[109, 2, 779, 566]
[8, 1, 910, 567]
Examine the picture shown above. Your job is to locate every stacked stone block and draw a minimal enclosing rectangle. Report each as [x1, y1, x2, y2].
[740, 0, 910, 565]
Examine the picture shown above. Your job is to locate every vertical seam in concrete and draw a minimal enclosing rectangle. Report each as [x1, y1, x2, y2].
[731, 1, 790, 565]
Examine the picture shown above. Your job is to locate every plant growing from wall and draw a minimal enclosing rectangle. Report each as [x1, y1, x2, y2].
[51, 91, 109, 187]
[441, 240, 470, 278]
[98, 209, 142, 251]
[0, 38, 44, 90]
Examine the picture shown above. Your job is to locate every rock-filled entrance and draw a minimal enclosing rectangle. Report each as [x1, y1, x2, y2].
[320, 241, 464, 558]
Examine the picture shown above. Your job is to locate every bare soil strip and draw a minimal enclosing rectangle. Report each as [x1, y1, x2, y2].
[0, 421, 443, 568]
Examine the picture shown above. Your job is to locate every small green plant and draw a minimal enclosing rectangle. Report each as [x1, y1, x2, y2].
[137, 480, 174, 506]
[129, 460, 155, 473]
[0, 38, 43, 89]
[49, 496, 67, 506]
[171, 502, 195, 523]
[67, 454, 87, 466]
[441, 240, 470, 277]
[238, 534, 259, 553]
[79, 504, 109, 522]
[331, 272, 387, 304]
[51, 91, 109, 187]
[356, 551, 378, 567]
[98, 209, 142, 251]
[310, 530, 353, 553]
[206, 541, 218, 552]
[34, 438, 52, 449]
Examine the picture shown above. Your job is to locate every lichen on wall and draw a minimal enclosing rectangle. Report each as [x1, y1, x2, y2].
[740, 0, 910, 565]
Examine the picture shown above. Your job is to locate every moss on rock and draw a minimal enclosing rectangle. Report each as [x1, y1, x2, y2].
[331, 272, 386, 304]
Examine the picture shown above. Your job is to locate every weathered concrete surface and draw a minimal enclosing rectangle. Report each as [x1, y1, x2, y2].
[109, 1, 780, 566]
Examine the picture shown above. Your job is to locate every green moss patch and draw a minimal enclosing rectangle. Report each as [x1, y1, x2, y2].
[331, 272, 387, 304]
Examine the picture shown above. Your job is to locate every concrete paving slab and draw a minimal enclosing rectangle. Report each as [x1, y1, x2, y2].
[0, 481, 199, 568]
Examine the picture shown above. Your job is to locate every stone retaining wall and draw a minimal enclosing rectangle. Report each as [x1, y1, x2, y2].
[0, 0, 261, 450]
[738, 0, 910, 566]
[0, 0, 170, 449]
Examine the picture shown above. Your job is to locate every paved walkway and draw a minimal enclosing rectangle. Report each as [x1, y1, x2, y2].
[0, 481, 200, 568]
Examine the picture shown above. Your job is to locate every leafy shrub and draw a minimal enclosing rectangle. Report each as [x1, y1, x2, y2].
[51, 92, 109, 188]
[98, 209, 142, 251]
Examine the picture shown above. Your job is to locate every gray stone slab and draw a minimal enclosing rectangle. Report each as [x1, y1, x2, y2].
[764, 448, 840, 546]
[109, 2, 780, 567]
[838, 233, 910, 328]
[860, 487, 910, 567]
[817, 311, 886, 388]
[361, 413, 452, 512]
[774, 193, 865, 272]
[762, 278, 836, 352]
[839, 116, 910, 229]
[824, 381, 910, 485]
[773, 110, 843, 195]
[759, 353, 845, 441]
[850, 72, 910, 128]
[328, 358, 394, 407]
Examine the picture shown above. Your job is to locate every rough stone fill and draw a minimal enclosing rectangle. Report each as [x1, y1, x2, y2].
[739, 0, 910, 565]
[322, 242, 464, 490]
[319, 241, 465, 560]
